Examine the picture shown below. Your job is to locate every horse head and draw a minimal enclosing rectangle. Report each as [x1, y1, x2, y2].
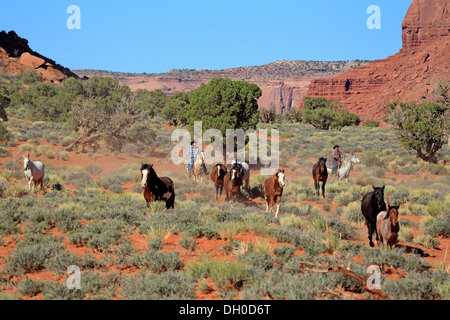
[216, 164, 227, 177]
[350, 153, 361, 164]
[230, 163, 243, 180]
[140, 163, 154, 188]
[318, 157, 327, 173]
[372, 185, 386, 210]
[23, 154, 30, 171]
[276, 169, 285, 188]
[385, 202, 400, 226]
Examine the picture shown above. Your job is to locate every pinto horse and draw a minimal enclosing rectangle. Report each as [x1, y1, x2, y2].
[140, 163, 175, 209]
[312, 157, 328, 198]
[361, 185, 387, 247]
[263, 169, 286, 218]
[210, 163, 227, 202]
[23, 154, 44, 190]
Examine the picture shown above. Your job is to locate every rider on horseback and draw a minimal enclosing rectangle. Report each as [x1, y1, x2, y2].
[331, 145, 341, 177]
[185, 140, 200, 175]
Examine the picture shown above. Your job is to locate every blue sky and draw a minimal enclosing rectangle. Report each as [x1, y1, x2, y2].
[0, 0, 412, 73]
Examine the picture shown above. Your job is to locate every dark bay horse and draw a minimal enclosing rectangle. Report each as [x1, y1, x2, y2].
[210, 163, 227, 202]
[312, 157, 328, 198]
[361, 185, 387, 247]
[224, 163, 244, 203]
[140, 163, 175, 209]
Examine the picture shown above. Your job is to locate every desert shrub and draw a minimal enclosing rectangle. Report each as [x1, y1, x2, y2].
[44, 252, 101, 274]
[148, 237, 163, 251]
[398, 226, 414, 243]
[413, 235, 440, 249]
[17, 277, 43, 297]
[131, 183, 142, 193]
[0, 146, 11, 158]
[179, 236, 197, 255]
[66, 172, 94, 189]
[2, 160, 21, 171]
[424, 215, 450, 238]
[325, 216, 356, 240]
[59, 151, 70, 161]
[42, 281, 86, 300]
[6, 233, 65, 274]
[17, 144, 36, 154]
[280, 214, 307, 230]
[239, 252, 274, 271]
[121, 272, 196, 300]
[68, 220, 126, 252]
[273, 244, 297, 261]
[84, 164, 103, 176]
[131, 251, 183, 273]
[186, 225, 220, 240]
[363, 120, 380, 128]
[384, 272, 439, 300]
[388, 188, 410, 205]
[186, 258, 249, 291]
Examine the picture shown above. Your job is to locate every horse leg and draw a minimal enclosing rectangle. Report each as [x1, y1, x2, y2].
[321, 181, 326, 198]
[40, 178, 44, 190]
[368, 223, 375, 248]
[274, 196, 280, 218]
[314, 179, 319, 197]
[265, 196, 269, 213]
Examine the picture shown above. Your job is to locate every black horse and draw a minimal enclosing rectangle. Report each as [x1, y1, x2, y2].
[312, 157, 328, 198]
[361, 185, 387, 247]
[140, 163, 175, 209]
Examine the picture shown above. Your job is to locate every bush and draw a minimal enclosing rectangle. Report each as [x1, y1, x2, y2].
[424, 215, 450, 238]
[131, 251, 183, 273]
[121, 272, 196, 300]
[363, 120, 380, 128]
[384, 272, 439, 300]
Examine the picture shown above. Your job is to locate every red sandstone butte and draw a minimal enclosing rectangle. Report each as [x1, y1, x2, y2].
[306, 0, 450, 122]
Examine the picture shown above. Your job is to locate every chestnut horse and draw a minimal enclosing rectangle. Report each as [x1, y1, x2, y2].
[210, 163, 227, 202]
[263, 169, 286, 218]
[223, 163, 243, 203]
[140, 163, 175, 209]
[376, 202, 400, 249]
[312, 157, 328, 198]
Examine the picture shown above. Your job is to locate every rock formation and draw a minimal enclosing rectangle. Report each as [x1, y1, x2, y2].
[0, 30, 78, 83]
[306, 0, 450, 122]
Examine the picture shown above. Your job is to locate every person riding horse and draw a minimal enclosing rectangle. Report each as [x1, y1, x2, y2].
[331, 145, 342, 177]
[185, 140, 200, 176]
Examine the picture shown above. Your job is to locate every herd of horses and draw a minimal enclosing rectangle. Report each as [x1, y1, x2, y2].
[19, 152, 400, 249]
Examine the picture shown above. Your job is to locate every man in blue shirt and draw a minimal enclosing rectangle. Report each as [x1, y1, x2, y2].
[185, 140, 200, 175]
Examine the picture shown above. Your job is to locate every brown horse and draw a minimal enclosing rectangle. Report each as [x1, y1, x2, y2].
[140, 163, 175, 209]
[376, 202, 400, 249]
[312, 157, 328, 198]
[263, 169, 286, 218]
[210, 163, 227, 202]
[223, 163, 243, 203]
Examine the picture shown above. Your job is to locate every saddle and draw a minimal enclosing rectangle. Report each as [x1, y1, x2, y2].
[326, 160, 341, 169]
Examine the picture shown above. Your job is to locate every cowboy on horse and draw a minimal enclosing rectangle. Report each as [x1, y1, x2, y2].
[330, 144, 342, 177]
[185, 140, 200, 175]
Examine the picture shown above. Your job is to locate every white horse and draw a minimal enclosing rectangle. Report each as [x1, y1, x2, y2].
[231, 160, 250, 190]
[327, 153, 360, 181]
[23, 155, 45, 190]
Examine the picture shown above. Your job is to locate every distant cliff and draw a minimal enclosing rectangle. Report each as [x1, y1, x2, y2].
[306, 0, 450, 122]
[74, 60, 369, 113]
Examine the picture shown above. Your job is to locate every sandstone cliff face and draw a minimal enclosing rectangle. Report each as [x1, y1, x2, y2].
[402, 0, 450, 51]
[0, 30, 78, 83]
[306, 0, 450, 122]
